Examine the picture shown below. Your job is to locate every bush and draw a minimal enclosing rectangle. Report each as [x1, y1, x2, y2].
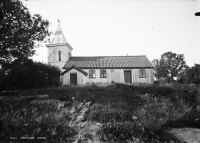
[0, 59, 61, 90]
[135, 97, 187, 130]
[170, 84, 200, 105]
[88, 103, 133, 123]
[115, 83, 175, 96]
[0, 98, 76, 142]
[186, 64, 200, 84]
[100, 121, 142, 142]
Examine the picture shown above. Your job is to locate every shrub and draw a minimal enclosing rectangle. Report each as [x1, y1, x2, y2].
[0, 98, 76, 142]
[135, 95, 190, 131]
[88, 106, 133, 123]
[186, 64, 200, 84]
[115, 83, 175, 96]
[100, 121, 143, 142]
[0, 59, 61, 90]
[170, 84, 200, 105]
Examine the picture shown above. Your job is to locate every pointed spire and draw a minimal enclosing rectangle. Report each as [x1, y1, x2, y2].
[51, 19, 67, 44]
[57, 18, 60, 27]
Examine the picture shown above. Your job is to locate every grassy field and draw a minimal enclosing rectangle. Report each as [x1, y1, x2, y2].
[1, 83, 200, 142]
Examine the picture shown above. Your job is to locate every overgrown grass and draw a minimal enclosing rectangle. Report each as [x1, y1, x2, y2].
[1, 83, 200, 142]
[0, 98, 76, 142]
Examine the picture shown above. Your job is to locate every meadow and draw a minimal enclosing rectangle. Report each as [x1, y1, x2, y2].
[1, 83, 200, 143]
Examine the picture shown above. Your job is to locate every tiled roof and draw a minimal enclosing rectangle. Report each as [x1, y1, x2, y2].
[63, 56, 154, 69]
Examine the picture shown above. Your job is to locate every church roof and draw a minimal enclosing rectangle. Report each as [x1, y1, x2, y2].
[63, 56, 154, 69]
[61, 65, 88, 76]
[51, 25, 67, 44]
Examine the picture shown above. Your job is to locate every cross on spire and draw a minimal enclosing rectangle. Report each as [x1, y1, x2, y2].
[57, 18, 60, 27]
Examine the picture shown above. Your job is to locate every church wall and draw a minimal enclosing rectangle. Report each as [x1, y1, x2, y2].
[47, 44, 72, 71]
[63, 69, 86, 85]
[83, 69, 110, 84]
[132, 69, 153, 83]
[48, 45, 72, 63]
[81, 69, 153, 84]
[62, 68, 154, 85]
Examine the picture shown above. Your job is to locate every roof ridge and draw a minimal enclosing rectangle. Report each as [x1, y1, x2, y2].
[70, 55, 147, 58]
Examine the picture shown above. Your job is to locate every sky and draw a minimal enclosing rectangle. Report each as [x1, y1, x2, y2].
[22, 0, 200, 67]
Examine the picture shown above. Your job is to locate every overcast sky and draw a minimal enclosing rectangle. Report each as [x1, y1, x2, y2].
[23, 0, 200, 67]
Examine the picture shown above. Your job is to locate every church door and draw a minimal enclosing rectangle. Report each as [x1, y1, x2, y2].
[70, 73, 77, 85]
[110, 69, 114, 82]
[124, 71, 132, 84]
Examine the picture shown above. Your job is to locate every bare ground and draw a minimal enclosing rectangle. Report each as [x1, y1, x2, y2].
[168, 128, 200, 143]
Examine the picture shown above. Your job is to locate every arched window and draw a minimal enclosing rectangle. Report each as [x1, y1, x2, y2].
[100, 69, 107, 78]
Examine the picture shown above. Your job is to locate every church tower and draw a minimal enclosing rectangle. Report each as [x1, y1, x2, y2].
[46, 19, 73, 71]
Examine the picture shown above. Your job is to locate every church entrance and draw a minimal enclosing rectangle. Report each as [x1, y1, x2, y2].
[124, 71, 132, 84]
[70, 73, 77, 85]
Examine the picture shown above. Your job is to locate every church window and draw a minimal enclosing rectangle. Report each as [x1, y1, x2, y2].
[139, 69, 146, 78]
[89, 70, 96, 78]
[100, 69, 107, 78]
[58, 51, 61, 61]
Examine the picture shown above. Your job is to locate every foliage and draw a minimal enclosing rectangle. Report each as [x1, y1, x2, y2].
[0, 67, 6, 83]
[186, 64, 200, 84]
[101, 121, 143, 142]
[135, 96, 189, 130]
[177, 67, 190, 84]
[0, 98, 76, 142]
[171, 84, 200, 106]
[88, 102, 133, 123]
[154, 52, 188, 82]
[1, 83, 200, 142]
[115, 83, 174, 96]
[0, 0, 50, 65]
[0, 58, 60, 91]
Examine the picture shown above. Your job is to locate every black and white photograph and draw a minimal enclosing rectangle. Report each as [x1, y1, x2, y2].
[0, 0, 200, 142]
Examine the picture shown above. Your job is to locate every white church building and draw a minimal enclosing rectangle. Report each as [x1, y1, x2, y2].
[46, 23, 154, 85]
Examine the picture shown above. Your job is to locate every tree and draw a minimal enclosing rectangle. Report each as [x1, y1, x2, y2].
[177, 67, 190, 84]
[0, 67, 6, 84]
[0, 58, 61, 90]
[186, 64, 200, 84]
[155, 52, 188, 82]
[0, 0, 50, 65]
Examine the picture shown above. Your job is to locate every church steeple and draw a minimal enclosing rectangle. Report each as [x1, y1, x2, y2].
[51, 19, 67, 44]
[46, 19, 73, 71]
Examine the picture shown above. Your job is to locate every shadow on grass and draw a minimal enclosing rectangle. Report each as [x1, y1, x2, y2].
[162, 110, 200, 129]
[143, 128, 184, 143]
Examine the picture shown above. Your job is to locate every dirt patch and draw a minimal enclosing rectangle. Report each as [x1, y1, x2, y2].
[168, 128, 200, 143]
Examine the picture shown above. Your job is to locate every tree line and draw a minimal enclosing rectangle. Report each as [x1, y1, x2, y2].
[0, 59, 60, 91]
[153, 52, 200, 84]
